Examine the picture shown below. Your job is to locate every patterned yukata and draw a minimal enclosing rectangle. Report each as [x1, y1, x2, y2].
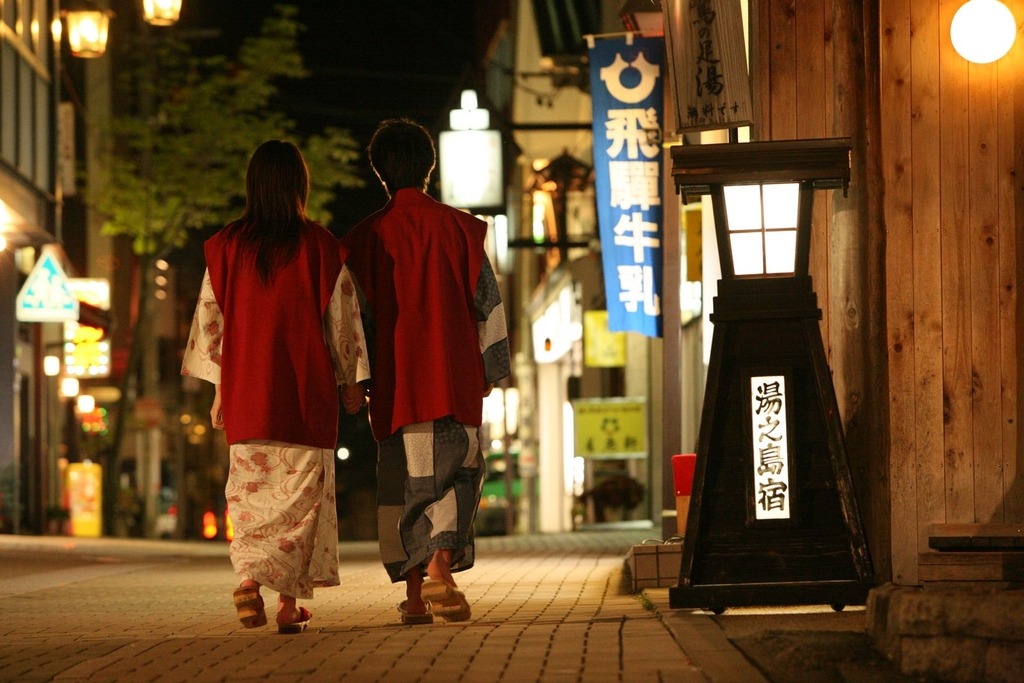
[182, 225, 369, 599]
[342, 188, 511, 583]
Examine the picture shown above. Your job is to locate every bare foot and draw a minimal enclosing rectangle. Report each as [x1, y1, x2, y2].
[426, 548, 457, 588]
[402, 597, 428, 614]
[277, 594, 303, 626]
[403, 568, 428, 614]
[277, 607, 309, 626]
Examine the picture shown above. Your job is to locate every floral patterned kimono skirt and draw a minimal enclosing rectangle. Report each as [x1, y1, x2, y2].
[225, 440, 339, 599]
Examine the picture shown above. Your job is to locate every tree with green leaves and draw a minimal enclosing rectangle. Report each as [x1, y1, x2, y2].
[91, 4, 363, 535]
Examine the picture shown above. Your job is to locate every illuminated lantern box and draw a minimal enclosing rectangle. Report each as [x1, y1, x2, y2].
[669, 138, 875, 612]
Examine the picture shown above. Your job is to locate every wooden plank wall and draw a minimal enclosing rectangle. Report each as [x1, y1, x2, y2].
[879, 0, 1023, 585]
[753, 0, 834, 334]
[753, 0, 1023, 585]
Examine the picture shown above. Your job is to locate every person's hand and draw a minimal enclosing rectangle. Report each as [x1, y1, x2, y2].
[211, 384, 225, 430]
[341, 383, 367, 414]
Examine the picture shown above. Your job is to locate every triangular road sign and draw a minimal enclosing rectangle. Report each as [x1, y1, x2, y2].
[16, 249, 80, 322]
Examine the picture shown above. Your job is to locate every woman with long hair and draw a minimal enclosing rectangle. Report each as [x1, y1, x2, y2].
[183, 140, 369, 633]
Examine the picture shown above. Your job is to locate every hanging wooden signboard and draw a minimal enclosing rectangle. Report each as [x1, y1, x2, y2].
[662, 0, 753, 133]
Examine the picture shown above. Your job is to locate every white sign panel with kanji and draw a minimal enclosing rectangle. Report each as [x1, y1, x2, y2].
[750, 375, 791, 520]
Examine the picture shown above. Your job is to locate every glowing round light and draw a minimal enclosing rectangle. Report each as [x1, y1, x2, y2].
[336, 446, 351, 461]
[44, 355, 61, 376]
[76, 394, 95, 414]
[60, 377, 80, 398]
[950, 0, 1017, 64]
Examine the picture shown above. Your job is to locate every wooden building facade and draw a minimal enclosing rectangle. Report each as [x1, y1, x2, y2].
[749, 0, 1023, 585]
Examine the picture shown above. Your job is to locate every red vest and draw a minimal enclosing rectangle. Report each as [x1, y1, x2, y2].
[206, 221, 342, 448]
[342, 189, 487, 440]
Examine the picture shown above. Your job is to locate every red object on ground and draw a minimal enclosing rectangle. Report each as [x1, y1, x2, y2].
[672, 454, 696, 496]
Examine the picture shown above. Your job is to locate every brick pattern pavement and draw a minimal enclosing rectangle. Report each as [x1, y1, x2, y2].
[0, 531, 711, 682]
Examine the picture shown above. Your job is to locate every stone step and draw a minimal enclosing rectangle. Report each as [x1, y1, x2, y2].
[867, 584, 1024, 682]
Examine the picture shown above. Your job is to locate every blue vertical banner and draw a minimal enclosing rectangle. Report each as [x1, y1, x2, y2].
[589, 35, 664, 338]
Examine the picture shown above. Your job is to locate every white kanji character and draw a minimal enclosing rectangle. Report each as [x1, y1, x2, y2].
[608, 161, 661, 210]
[612, 212, 661, 263]
[617, 265, 661, 316]
[605, 108, 661, 160]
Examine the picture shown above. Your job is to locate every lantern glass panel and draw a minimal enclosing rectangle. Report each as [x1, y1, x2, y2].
[723, 182, 801, 276]
[724, 185, 761, 231]
[762, 183, 799, 229]
[765, 230, 797, 273]
[730, 232, 765, 276]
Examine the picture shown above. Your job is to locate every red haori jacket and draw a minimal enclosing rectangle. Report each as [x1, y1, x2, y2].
[205, 220, 342, 449]
[342, 188, 488, 440]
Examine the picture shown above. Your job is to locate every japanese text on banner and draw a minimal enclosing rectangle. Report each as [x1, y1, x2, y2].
[588, 36, 664, 338]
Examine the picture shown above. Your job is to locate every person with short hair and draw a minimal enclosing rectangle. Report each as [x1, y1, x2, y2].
[182, 140, 369, 634]
[341, 118, 510, 625]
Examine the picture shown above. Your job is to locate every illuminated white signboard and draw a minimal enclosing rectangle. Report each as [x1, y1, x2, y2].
[439, 129, 503, 209]
[750, 375, 791, 520]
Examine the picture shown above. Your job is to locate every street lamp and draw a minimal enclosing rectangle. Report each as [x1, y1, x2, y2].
[62, 1, 184, 59]
[143, 0, 183, 26]
[63, 5, 113, 58]
[668, 138, 874, 612]
[675, 140, 852, 281]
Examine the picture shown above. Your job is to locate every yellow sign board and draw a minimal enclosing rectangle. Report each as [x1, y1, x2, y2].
[584, 310, 627, 367]
[572, 397, 646, 458]
[66, 462, 102, 537]
[64, 278, 111, 378]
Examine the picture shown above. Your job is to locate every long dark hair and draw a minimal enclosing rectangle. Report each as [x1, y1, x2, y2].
[225, 140, 310, 284]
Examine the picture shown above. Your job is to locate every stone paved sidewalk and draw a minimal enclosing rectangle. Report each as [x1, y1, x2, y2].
[1, 531, 746, 682]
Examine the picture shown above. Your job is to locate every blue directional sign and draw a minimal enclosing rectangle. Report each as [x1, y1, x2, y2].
[16, 249, 80, 322]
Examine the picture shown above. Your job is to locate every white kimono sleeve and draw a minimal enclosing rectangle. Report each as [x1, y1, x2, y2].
[325, 264, 371, 385]
[181, 268, 223, 385]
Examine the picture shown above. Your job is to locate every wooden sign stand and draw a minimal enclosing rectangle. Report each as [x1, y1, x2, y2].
[668, 275, 875, 612]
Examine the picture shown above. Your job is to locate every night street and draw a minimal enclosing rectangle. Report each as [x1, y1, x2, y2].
[0, 530, 913, 683]
[5, 3, 1022, 682]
